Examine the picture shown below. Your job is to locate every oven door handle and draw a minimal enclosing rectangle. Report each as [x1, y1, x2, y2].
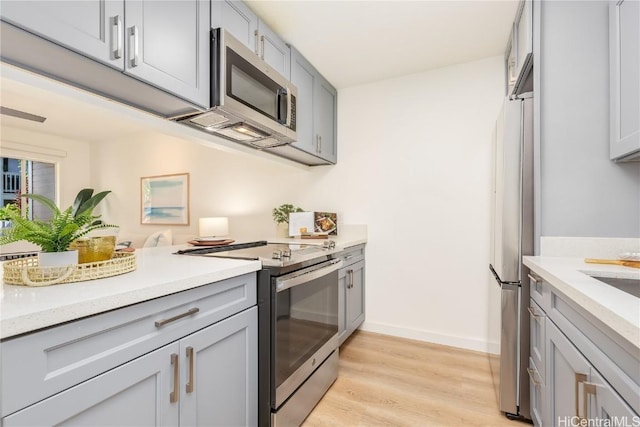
[276, 259, 343, 292]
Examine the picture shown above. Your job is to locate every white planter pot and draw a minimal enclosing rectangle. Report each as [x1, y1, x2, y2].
[38, 250, 78, 267]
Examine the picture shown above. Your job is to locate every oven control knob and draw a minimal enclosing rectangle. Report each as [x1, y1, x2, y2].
[323, 240, 336, 249]
[272, 250, 283, 260]
[282, 249, 292, 258]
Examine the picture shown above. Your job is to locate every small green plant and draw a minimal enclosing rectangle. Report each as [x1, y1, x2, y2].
[272, 203, 304, 224]
[0, 189, 116, 252]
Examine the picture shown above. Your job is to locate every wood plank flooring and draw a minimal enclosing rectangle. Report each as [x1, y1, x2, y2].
[302, 331, 526, 427]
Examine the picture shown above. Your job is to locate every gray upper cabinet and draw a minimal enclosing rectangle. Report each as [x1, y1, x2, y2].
[510, 0, 533, 96]
[211, 0, 290, 77]
[0, 0, 125, 70]
[290, 46, 338, 164]
[124, 0, 210, 109]
[0, 0, 210, 110]
[609, 0, 640, 161]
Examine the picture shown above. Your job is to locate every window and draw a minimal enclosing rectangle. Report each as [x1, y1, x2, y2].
[1, 157, 56, 221]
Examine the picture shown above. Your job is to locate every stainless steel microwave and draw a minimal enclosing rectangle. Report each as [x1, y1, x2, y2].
[175, 29, 297, 148]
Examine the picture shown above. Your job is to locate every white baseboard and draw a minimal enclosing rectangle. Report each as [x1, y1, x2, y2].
[359, 321, 500, 355]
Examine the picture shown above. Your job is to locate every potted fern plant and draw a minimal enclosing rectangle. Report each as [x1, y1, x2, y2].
[0, 189, 116, 266]
[272, 203, 304, 237]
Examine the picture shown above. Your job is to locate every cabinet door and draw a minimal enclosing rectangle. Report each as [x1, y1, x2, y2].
[514, 0, 533, 87]
[3, 343, 180, 426]
[315, 74, 338, 164]
[179, 307, 257, 427]
[546, 319, 592, 425]
[587, 370, 638, 422]
[609, 0, 640, 160]
[529, 298, 546, 379]
[346, 260, 365, 335]
[528, 358, 546, 427]
[290, 47, 318, 155]
[211, 0, 258, 52]
[124, 0, 210, 108]
[257, 20, 290, 78]
[0, 0, 124, 69]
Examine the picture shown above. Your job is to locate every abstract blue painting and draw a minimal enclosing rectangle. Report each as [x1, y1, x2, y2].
[141, 173, 189, 225]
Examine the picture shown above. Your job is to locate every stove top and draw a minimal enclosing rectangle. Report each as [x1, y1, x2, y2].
[175, 240, 337, 270]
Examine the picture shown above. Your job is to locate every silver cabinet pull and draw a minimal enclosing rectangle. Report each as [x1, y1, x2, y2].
[527, 306, 545, 322]
[112, 15, 122, 59]
[527, 367, 542, 386]
[583, 382, 597, 420]
[155, 307, 200, 327]
[319, 135, 323, 154]
[170, 353, 179, 403]
[254, 30, 259, 55]
[575, 373, 588, 420]
[260, 35, 265, 59]
[129, 25, 139, 67]
[315, 134, 321, 154]
[527, 273, 541, 285]
[348, 270, 354, 289]
[186, 346, 195, 394]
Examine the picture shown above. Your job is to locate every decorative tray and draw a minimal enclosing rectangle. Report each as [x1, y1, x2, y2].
[187, 239, 235, 247]
[3, 252, 137, 287]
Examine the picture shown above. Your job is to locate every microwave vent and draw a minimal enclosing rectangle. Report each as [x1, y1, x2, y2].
[189, 111, 230, 128]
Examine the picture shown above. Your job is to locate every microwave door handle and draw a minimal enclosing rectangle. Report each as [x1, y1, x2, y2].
[285, 89, 292, 128]
[276, 88, 288, 125]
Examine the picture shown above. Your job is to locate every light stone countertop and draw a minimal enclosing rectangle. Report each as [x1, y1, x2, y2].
[1, 230, 368, 340]
[523, 256, 640, 350]
[0, 245, 262, 339]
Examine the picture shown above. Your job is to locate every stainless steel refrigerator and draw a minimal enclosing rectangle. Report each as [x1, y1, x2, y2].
[489, 92, 534, 421]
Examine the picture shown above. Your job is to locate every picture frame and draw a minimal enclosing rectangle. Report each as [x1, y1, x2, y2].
[140, 173, 190, 225]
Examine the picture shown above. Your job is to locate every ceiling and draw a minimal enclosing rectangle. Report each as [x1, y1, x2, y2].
[0, 1, 518, 144]
[246, 0, 519, 89]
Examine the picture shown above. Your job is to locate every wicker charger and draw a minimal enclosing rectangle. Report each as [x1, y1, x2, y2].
[3, 252, 136, 287]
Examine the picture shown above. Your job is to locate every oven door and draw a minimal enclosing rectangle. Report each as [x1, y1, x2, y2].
[272, 258, 342, 409]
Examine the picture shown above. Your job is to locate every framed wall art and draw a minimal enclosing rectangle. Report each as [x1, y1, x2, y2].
[140, 173, 190, 225]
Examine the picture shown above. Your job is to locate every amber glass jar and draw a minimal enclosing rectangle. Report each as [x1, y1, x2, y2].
[70, 236, 116, 264]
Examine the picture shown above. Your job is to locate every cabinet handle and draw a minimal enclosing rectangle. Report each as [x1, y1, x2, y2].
[260, 35, 265, 59]
[129, 25, 139, 67]
[526, 367, 542, 386]
[319, 135, 323, 153]
[583, 382, 597, 420]
[112, 15, 123, 59]
[527, 306, 545, 322]
[348, 270, 354, 289]
[575, 373, 587, 419]
[186, 346, 195, 394]
[527, 273, 541, 286]
[254, 30, 259, 55]
[170, 353, 179, 403]
[155, 307, 200, 327]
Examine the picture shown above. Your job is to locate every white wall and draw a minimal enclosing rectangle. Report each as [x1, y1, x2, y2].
[91, 131, 314, 246]
[300, 56, 506, 352]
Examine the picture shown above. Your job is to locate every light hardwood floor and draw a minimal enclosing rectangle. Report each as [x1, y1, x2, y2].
[302, 331, 527, 427]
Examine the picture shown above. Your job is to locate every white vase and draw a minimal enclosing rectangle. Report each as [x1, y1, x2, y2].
[38, 250, 78, 267]
[276, 223, 289, 238]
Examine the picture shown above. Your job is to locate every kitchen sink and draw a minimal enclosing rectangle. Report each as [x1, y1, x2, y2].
[590, 276, 640, 298]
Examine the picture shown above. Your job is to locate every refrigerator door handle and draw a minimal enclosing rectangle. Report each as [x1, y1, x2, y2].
[490, 264, 521, 288]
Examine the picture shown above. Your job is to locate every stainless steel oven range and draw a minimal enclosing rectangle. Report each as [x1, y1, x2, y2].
[177, 241, 342, 426]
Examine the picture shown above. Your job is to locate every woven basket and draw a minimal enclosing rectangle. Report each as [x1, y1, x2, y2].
[3, 252, 136, 287]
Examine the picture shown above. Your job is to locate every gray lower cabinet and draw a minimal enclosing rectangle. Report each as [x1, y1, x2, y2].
[290, 47, 338, 165]
[527, 271, 639, 426]
[0, 273, 257, 426]
[211, 0, 290, 78]
[337, 246, 366, 345]
[1, 0, 210, 109]
[609, 0, 640, 161]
